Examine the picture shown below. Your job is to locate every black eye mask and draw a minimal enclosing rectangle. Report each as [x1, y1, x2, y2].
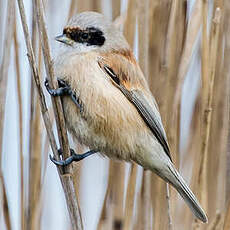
[63, 27, 105, 46]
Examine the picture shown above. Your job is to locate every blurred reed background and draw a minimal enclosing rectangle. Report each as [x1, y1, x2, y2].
[0, 0, 230, 229]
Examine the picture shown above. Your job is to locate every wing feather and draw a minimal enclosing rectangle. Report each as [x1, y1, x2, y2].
[98, 56, 172, 161]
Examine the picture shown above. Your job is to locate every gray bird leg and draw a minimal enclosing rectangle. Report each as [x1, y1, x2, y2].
[45, 79, 83, 112]
[50, 149, 98, 166]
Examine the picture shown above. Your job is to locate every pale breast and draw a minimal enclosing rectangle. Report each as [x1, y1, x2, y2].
[54, 52, 150, 160]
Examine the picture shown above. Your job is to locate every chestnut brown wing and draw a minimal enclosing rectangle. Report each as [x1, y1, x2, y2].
[99, 61, 172, 161]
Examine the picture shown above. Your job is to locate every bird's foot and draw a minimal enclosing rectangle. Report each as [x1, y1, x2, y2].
[50, 148, 98, 166]
[45, 78, 72, 96]
[44, 78, 83, 111]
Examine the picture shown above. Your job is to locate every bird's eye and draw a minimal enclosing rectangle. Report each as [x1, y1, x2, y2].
[81, 32, 89, 40]
[70, 32, 76, 39]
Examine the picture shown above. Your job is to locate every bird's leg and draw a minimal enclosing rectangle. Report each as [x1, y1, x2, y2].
[45, 78, 83, 111]
[50, 148, 98, 166]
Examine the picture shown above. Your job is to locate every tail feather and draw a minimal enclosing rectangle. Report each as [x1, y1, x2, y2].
[167, 165, 208, 223]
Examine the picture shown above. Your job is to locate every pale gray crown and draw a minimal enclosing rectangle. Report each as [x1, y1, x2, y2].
[60, 11, 130, 53]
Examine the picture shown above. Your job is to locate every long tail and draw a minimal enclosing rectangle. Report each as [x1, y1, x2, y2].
[167, 164, 208, 223]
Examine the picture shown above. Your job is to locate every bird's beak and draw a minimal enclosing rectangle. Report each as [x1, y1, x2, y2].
[55, 34, 74, 46]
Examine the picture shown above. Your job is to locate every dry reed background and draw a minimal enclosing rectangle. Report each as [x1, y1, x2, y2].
[0, 0, 230, 229]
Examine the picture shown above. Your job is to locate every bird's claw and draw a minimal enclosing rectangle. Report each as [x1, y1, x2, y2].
[44, 78, 83, 112]
[50, 148, 98, 167]
[44, 78, 71, 96]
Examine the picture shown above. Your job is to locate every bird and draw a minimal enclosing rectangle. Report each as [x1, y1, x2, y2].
[45, 11, 208, 223]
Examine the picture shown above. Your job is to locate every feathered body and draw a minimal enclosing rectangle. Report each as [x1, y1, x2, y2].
[53, 11, 207, 222]
[54, 50, 161, 162]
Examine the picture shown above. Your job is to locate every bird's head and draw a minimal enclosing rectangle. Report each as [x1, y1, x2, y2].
[55, 11, 129, 53]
